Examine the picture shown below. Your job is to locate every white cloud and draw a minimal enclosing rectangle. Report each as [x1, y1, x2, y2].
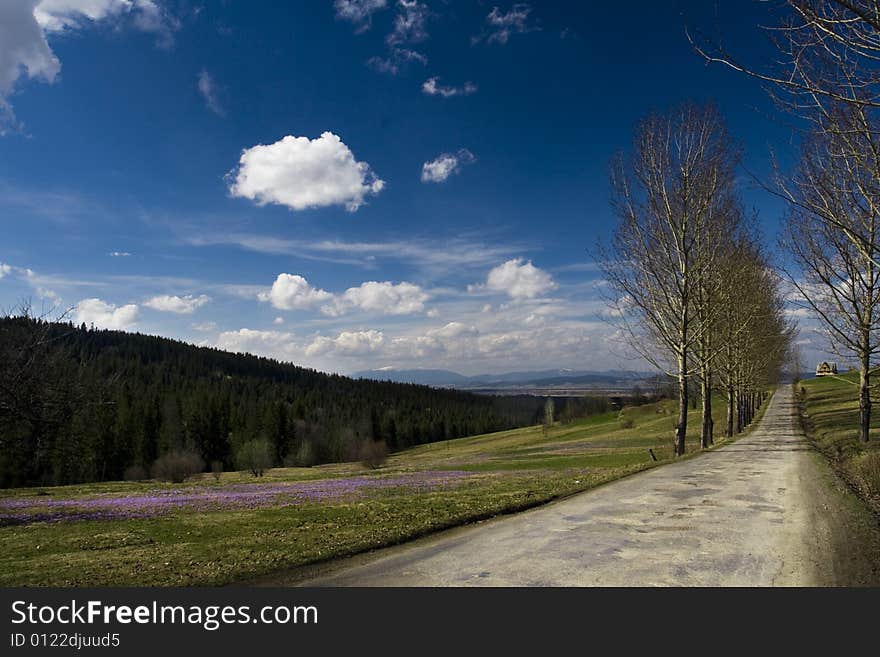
[367, 47, 426, 75]
[306, 329, 385, 357]
[197, 70, 223, 116]
[192, 321, 217, 332]
[0, 0, 59, 133]
[144, 293, 210, 314]
[325, 280, 429, 316]
[258, 273, 333, 311]
[73, 297, 139, 329]
[228, 132, 385, 212]
[334, 0, 387, 32]
[35, 0, 131, 31]
[216, 328, 298, 359]
[188, 233, 521, 272]
[1, 0, 176, 133]
[21, 266, 60, 301]
[421, 149, 476, 183]
[35, 0, 179, 45]
[476, 258, 558, 299]
[258, 273, 428, 316]
[427, 321, 478, 339]
[421, 77, 477, 98]
[273, 316, 284, 325]
[109, 251, 131, 257]
[386, 0, 428, 46]
[473, 3, 537, 45]
[0, 263, 11, 278]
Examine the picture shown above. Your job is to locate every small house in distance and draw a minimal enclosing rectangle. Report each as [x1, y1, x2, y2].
[816, 361, 838, 377]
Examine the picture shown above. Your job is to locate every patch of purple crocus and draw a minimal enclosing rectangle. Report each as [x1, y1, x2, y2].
[0, 471, 472, 526]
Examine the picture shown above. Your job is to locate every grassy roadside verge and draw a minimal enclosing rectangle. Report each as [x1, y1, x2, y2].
[0, 390, 773, 586]
[796, 374, 880, 517]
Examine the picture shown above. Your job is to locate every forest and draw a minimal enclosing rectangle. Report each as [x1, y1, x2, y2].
[0, 314, 559, 488]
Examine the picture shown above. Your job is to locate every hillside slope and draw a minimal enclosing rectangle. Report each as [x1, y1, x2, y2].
[0, 317, 546, 487]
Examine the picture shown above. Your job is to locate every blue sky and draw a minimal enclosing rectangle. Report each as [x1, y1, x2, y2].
[0, 1, 818, 375]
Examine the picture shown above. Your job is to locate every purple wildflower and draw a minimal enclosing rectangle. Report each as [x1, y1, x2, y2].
[0, 471, 473, 526]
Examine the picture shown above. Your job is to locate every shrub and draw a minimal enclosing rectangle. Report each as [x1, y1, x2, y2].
[123, 464, 148, 481]
[359, 439, 388, 470]
[286, 440, 316, 468]
[151, 450, 204, 483]
[210, 460, 223, 482]
[235, 438, 274, 477]
[850, 451, 880, 497]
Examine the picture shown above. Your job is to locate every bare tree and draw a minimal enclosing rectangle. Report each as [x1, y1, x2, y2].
[782, 125, 880, 442]
[601, 102, 739, 456]
[692, 197, 751, 446]
[692, 1, 880, 265]
[693, 1, 880, 440]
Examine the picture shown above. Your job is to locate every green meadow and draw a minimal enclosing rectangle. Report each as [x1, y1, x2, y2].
[798, 373, 880, 511]
[0, 394, 762, 586]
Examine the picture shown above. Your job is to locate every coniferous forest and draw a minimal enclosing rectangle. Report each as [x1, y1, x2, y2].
[0, 315, 548, 488]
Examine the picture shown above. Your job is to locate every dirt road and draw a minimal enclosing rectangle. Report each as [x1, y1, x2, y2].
[286, 386, 880, 586]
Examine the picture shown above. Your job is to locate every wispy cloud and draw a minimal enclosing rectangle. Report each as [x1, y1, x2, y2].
[421, 149, 476, 183]
[367, 47, 427, 75]
[386, 0, 429, 46]
[334, 0, 388, 33]
[472, 4, 538, 46]
[184, 233, 525, 272]
[421, 77, 477, 98]
[197, 70, 224, 116]
[0, 181, 95, 223]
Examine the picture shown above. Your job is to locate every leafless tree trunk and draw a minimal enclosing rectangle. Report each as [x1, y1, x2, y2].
[601, 102, 739, 456]
[782, 123, 880, 442]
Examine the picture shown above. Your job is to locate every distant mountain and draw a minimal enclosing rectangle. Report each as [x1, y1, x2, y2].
[353, 368, 472, 386]
[353, 368, 655, 389]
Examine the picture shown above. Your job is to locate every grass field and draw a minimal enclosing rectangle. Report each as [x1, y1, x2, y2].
[798, 373, 880, 513]
[0, 394, 764, 586]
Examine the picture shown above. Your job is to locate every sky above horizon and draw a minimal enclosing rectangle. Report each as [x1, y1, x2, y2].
[0, 1, 824, 376]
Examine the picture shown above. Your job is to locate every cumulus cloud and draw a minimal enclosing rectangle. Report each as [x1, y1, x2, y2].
[73, 297, 139, 329]
[144, 294, 210, 314]
[421, 149, 475, 183]
[216, 328, 298, 360]
[473, 3, 537, 45]
[325, 280, 429, 316]
[0, 263, 11, 278]
[306, 329, 385, 357]
[0, 0, 60, 133]
[475, 258, 557, 299]
[258, 273, 333, 311]
[228, 132, 385, 212]
[258, 273, 428, 316]
[192, 321, 217, 332]
[216, 327, 385, 366]
[421, 77, 477, 98]
[334, 0, 387, 32]
[197, 70, 223, 116]
[35, 0, 179, 45]
[427, 321, 478, 339]
[1, 0, 177, 133]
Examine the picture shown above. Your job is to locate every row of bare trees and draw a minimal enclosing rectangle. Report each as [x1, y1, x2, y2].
[600, 103, 793, 456]
[694, 0, 880, 443]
